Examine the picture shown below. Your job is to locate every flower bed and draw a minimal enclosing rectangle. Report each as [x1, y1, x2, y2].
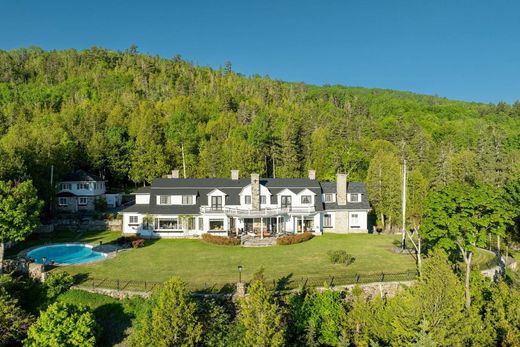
[202, 233, 240, 246]
[276, 232, 314, 245]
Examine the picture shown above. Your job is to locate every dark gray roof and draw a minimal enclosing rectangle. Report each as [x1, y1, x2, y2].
[122, 177, 370, 214]
[61, 170, 103, 182]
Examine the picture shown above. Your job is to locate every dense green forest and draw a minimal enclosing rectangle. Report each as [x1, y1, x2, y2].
[1, 47, 520, 229]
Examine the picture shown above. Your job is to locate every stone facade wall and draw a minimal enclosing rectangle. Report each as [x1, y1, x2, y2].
[333, 211, 349, 233]
[336, 173, 347, 205]
[251, 173, 260, 210]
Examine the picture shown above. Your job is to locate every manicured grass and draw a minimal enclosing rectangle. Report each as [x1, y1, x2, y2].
[60, 234, 417, 289]
[6, 230, 121, 257]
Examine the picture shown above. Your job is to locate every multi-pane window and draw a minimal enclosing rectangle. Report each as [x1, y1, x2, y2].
[350, 194, 359, 202]
[182, 195, 193, 205]
[260, 195, 266, 205]
[281, 196, 292, 208]
[59, 183, 72, 190]
[159, 196, 170, 205]
[244, 195, 252, 204]
[77, 183, 90, 190]
[129, 216, 138, 224]
[324, 214, 332, 227]
[58, 197, 67, 206]
[78, 197, 88, 205]
[324, 193, 334, 202]
[198, 217, 204, 231]
[351, 213, 359, 228]
[301, 195, 312, 204]
[211, 196, 223, 210]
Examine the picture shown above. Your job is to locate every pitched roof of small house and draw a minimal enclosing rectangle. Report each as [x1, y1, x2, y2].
[61, 170, 103, 182]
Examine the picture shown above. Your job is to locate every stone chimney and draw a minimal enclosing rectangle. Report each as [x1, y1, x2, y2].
[308, 169, 316, 180]
[231, 170, 240, 180]
[171, 169, 180, 179]
[251, 173, 260, 210]
[336, 173, 347, 206]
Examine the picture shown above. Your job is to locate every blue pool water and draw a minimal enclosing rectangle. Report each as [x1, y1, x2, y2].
[27, 244, 107, 265]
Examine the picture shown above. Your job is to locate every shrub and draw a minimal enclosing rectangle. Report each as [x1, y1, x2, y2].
[94, 197, 107, 212]
[24, 302, 98, 347]
[202, 233, 240, 246]
[131, 239, 145, 248]
[0, 288, 34, 346]
[43, 272, 75, 303]
[116, 235, 145, 247]
[276, 232, 314, 245]
[327, 250, 355, 266]
[130, 276, 202, 347]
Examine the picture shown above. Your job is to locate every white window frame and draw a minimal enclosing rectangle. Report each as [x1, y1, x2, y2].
[58, 197, 67, 206]
[182, 195, 193, 205]
[323, 214, 332, 227]
[350, 194, 360, 202]
[159, 195, 171, 205]
[324, 193, 334, 203]
[301, 195, 312, 204]
[244, 195, 251, 204]
[78, 197, 88, 206]
[129, 215, 139, 225]
[198, 217, 204, 231]
[351, 213, 360, 228]
[209, 219, 225, 231]
[260, 195, 266, 205]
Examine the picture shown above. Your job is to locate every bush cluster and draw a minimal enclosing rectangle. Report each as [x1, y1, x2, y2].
[202, 233, 240, 246]
[116, 236, 145, 248]
[276, 232, 314, 245]
[327, 250, 355, 266]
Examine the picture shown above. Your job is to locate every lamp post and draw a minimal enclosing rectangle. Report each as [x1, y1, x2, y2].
[238, 265, 243, 283]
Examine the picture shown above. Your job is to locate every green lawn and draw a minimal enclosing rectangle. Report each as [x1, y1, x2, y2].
[60, 233, 417, 289]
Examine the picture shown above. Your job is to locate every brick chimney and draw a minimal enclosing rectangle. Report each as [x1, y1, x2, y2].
[336, 173, 347, 206]
[308, 169, 316, 180]
[251, 173, 260, 210]
[231, 170, 239, 180]
[171, 169, 179, 179]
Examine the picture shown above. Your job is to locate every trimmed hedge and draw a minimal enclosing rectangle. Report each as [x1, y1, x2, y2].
[202, 233, 241, 246]
[276, 232, 314, 245]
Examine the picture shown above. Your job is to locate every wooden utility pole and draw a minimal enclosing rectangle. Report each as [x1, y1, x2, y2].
[401, 160, 407, 250]
[181, 143, 186, 178]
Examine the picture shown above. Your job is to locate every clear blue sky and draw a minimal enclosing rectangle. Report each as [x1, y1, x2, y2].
[1, 0, 519, 103]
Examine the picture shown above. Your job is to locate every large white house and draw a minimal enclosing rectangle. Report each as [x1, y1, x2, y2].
[122, 170, 371, 238]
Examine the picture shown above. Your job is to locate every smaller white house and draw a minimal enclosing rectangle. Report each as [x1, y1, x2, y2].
[56, 170, 107, 212]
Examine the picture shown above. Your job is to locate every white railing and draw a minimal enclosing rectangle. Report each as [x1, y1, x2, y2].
[200, 206, 315, 217]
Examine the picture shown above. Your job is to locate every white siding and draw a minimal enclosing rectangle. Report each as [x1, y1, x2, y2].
[135, 194, 150, 204]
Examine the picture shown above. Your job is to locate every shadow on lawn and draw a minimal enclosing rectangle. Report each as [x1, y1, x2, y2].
[94, 302, 133, 347]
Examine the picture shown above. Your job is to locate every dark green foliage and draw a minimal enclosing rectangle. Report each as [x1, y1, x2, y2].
[0, 285, 34, 346]
[1, 47, 519, 232]
[327, 250, 355, 266]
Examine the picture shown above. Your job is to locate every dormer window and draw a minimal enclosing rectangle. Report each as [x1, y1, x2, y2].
[77, 183, 90, 190]
[350, 194, 360, 202]
[159, 195, 171, 205]
[182, 195, 193, 205]
[301, 195, 312, 204]
[324, 193, 334, 203]
[260, 195, 266, 205]
[244, 195, 252, 204]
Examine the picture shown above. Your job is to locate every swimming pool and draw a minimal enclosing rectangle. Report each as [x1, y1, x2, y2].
[27, 244, 107, 265]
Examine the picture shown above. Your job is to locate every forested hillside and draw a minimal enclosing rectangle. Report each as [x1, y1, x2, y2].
[1, 47, 519, 226]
